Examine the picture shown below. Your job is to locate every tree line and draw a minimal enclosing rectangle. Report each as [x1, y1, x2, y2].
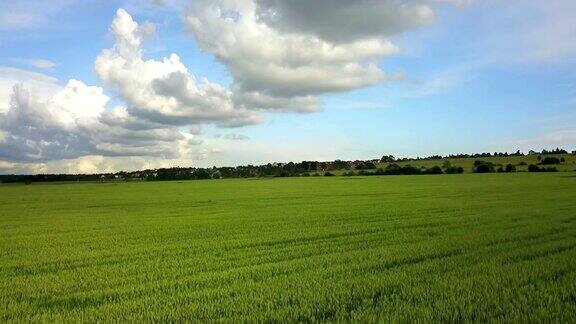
[0, 147, 573, 183]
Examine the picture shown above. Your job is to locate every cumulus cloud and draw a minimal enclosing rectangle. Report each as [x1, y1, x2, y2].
[183, 0, 423, 110]
[1, 8, 251, 171]
[0, 67, 61, 112]
[0, 154, 217, 175]
[0, 79, 201, 163]
[0, 159, 47, 174]
[95, 8, 262, 128]
[255, 0, 434, 43]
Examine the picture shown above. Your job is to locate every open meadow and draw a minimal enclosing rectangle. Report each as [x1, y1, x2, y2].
[1, 173, 576, 321]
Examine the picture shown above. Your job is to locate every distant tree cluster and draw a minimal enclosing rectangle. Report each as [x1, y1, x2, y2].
[354, 161, 377, 170]
[379, 155, 396, 163]
[442, 161, 465, 174]
[473, 161, 517, 173]
[386, 148, 573, 163]
[1, 147, 572, 184]
[528, 165, 558, 173]
[473, 160, 496, 173]
[391, 149, 528, 163]
[539, 157, 564, 165]
[540, 148, 568, 155]
[383, 164, 444, 175]
[348, 163, 455, 176]
[472, 160, 526, 173]
[498, 164, 517, 173]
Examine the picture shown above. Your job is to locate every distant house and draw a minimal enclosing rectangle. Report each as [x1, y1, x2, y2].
[528, 150, 539, 155]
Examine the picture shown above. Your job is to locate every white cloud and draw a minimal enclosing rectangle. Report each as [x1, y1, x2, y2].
[12, 58, 56, 69]
[95, 9, 262, 127]
[255, 0, 434, 43]
[183, 0, 423, 110]
[459, 0, 576, 65]
[400, 1, 576, 98]
[0, 159, 47, 174]
[0, 154, 217, 175]
[0, 78, 201, 163]
[507, 129, 576, 152]
[30, 59, 56, 69]
[1, 9, 254, 171]
[58, 155, 170, 174]
[0, 67, 61, 113]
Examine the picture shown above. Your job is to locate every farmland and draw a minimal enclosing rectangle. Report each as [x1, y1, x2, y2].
[1, 173, 575, 321]
[377, 153, 576, 173]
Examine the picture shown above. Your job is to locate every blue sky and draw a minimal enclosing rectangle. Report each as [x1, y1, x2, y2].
[1, 0, 575, 173]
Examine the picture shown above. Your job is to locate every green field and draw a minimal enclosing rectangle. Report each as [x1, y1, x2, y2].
[1, 173, 575, 321]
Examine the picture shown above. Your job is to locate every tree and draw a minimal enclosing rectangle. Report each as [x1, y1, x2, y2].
[540, 157, 560, 165]
[474, 160, 495, 173]
[332, 160, 351, 170]
[528, 164, 558, 172]
[426, 166, 444, 174]
[401, 165, 421, 175]
[192, 169, 211, 179]
[380, 155, 395, 163]
[363, 161, 377, 170]
[384, 163, 402, 175]
[505, 163, 516, 172]
[445, 166, 464, 174]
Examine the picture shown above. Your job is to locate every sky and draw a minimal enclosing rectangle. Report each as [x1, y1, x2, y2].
[0, 0, 575, 174]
